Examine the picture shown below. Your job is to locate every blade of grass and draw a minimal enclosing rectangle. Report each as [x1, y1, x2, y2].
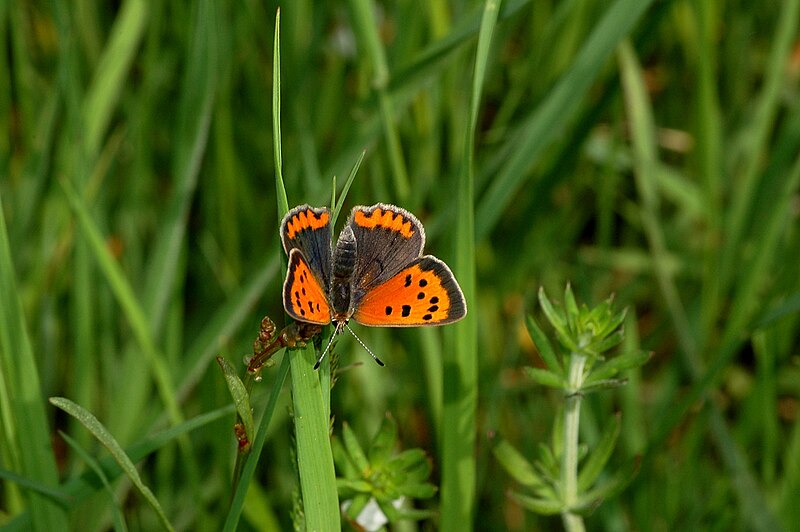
[346, 0, 410, 201]
[272, 9, 340, 529]
[0, 191, 68, 530]
[441, 0, 499, 528]
[389, 0, 530, 97]
[331, 149, 366, 227]
[720, 0, 799, 291]
[0, 469, 70, 506]
[60, 179, 184, 430]
[142, 0, 218, 334]
[618, 40, 698, 375]
[82, 0, 148, 157]
[694, 1, 723, 349]
[175, 254, 281, 404]
[476, 0, 655, 241]
[59, 430, 129, 532]
[707, 409, 782, 531]
[6, 402, 235, 529]
[50, 397, 175, 532]
[273, 8, 288, 219]
[288, 346, 340, 529]
[622, 38, 793, 530]
[224, 353, 291, 532]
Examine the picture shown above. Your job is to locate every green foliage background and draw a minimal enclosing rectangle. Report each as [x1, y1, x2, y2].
[2, 0, 800, 530]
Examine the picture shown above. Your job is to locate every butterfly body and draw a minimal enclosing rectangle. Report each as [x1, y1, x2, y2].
[281, 203, 466, 329]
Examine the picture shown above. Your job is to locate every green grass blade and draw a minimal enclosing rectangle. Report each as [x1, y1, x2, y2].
[224, 353, 291, 532]
[82, 0, 148, 157]
[59, 430, 129, 532]
[273, 8, 288, 218]
[694, 1, 724, 347]
[441, 0, 499, 528]
[708, 409, 782, 532]
[0, 191, 68, 530]
[476, 0, 655, 240]
[389, 0, 530, 97]
[6, 394, 235, 529]
[142, 0, 218, 332]
[346, 0, 410, 200]
[271, 8, 340, 529]
[175, 255, 280, 402]
[617, 40, 698, 373]
[720, 0, 799, 290]
[0, 468, 70, 505]
[331, 149, 366, 227]
[60, 179, 184, 428]
[621, 37, 784, 531]
[50, 396, 175, 532]
[289, 347, 341, 529]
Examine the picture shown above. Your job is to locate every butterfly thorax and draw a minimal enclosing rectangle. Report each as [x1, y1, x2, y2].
[330, 225, 357, 322]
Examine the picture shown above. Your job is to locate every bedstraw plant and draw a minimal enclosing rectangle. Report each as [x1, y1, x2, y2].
[494, 286, 648, 531]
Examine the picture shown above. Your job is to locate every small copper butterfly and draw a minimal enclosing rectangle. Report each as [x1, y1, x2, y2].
[280, 203, 467, 362]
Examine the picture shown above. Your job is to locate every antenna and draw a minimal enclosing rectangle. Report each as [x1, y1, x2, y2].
[313, 321, 385, 369]
[314, 322, 344, 370]
[345, 323, 385, 367]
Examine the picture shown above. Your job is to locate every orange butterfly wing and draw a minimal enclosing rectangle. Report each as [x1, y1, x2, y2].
[352, 256, 466, 327]
[283, 249, 331, 325]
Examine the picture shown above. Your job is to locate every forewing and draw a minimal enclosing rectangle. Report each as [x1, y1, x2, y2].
[280, 204, 332, 288]
[283, 249, 331, 325]
[352, 256, 467, 327]
[347, 203, 425, 291]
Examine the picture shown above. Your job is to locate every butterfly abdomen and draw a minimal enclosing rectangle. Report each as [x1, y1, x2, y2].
[331, 226, 357, 320]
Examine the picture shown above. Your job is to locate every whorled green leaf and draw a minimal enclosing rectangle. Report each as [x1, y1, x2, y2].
[337, 478, 373, 496]
[368, 414, 398, 467]
[537, 442, 559, 479]
[343, 493, 371, 520]
[603, 307, 629, 339]
[396, 507, 437, 522]
[524, 367, 566, 389]
[387, 449, 431, 482]
[580, 379, 628, 395]
[343, 422, 370, 474]
[377, 496, 402, 523]
[215, 356, 254, 445]
[508, 491, 563, 516]
[397, 482, 437, 499]
[538, 287, 567, 333]
[387, 448, 427, 470]
[585, 350, 651, 384]
[491, 437, 546, 489]
[575, 456, 641, 513]
[563, 284, 580, 335]
[578, 413, 621, 492]
[525, 314, 563, 376]
[589, 329, 625, 355]
[49, 397, 175, 532]
[332, 435, 359, 480]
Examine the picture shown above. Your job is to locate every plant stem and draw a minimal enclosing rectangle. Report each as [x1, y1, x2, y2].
[561, 352, 587, 532]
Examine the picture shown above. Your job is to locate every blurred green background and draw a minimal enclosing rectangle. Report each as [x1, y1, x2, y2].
[2, 0, 800, 530]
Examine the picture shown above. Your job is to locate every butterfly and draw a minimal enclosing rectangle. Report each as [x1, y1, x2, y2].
[280, 203, 467, 365]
